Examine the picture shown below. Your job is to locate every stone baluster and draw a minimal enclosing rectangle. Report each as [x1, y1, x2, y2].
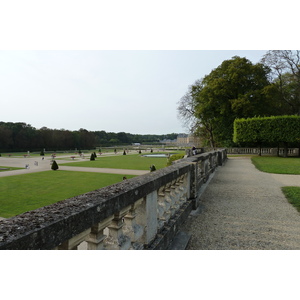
[157, 185, 173, 230]
[169, 180, 178, 217]
[173, 178, 182, 210]
[56, 228, 91, 250]
[123, 199, 144, 249]
[104, 206, 131, 250]
[86, 216, 114, 250]
[178, 174, 188, 206]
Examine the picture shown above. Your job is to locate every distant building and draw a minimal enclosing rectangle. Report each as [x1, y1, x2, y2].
[177, 133, 201, 146]
[159, 139, 177, 144]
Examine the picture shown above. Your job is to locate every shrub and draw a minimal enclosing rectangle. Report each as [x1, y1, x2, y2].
[150, 165, 156, 172]
[166, 154, 184, 166]
[90, 153, 95, 161]
[51, 160, 59, 170]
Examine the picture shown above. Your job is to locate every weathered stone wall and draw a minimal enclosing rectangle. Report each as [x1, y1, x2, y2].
[0, 149, 227, 250]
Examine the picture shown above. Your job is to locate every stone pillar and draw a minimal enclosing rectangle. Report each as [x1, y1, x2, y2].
[135, 191, 158, 247]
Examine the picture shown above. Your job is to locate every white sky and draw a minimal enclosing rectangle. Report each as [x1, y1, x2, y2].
[1, 1, 298, 135]
[0, 50, 269, 134]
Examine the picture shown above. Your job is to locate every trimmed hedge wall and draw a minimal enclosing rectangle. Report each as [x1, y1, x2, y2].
[233, 116, 300, 144]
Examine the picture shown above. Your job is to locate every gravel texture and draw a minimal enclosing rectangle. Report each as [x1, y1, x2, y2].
[181, 157, 300, 250]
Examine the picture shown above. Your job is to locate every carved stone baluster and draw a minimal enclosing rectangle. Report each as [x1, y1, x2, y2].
[86, 216, 114, 250]
[174, 178, 182, 210]
[164, 183, 172, 222]
[157, 186, 167, 230]
[57, 228, 91, 250]
[178, 174, 188, 206]
[169, 180, 178, 217]
[104, 206, 131, 250]
[123, 199, 144, 249]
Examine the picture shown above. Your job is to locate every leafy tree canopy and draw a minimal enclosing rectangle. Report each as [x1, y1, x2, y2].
[179, 56, 276, 147]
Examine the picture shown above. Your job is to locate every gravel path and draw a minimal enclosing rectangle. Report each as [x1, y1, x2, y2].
[181, 157, 300, 250]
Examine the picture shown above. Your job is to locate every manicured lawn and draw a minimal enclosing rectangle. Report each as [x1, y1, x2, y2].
[282, 187, 300, 212]
[251, 156, 300, 174]
[0, 166, 23, 172]
[60, 154, 170, 170]
[0, 171, 135, 218]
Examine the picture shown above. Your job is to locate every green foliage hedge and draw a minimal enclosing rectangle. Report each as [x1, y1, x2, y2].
[233, 115, 300, 144]
[166, 154, 184, 166]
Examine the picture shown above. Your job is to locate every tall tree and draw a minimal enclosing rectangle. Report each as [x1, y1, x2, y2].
[178, 56, 276, 147]
[261, 50, 300, 115]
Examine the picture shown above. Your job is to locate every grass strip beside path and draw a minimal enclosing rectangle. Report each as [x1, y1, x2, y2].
[282, 187, 300, 212]
[0, 170, 135, 218]
[251, 156, 300, 174]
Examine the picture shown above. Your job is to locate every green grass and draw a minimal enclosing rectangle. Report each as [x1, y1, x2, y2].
[0, 166, 23, 172]
[282, 187, 300, 212]
[60, 154, 171, 170]
[0, 171, 135, 218]
[251, 156, 300, 174]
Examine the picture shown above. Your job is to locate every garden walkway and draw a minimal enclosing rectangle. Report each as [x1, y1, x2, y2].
[180, 156, 300, 250]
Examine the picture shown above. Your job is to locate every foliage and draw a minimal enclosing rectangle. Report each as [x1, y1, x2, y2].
[261, 50, 300, 115]
[0, 121, 179, 152]
[90, 153, 95, 161]
[51, 160, 59, 170]
[0, 171, 135, 218]
[178, 56, 276, 147]
[150, 165, 156, 172]
[234, 115, 300, 144]
[251, 156, 300, 174]
[282, 187, 300, 213]
[166, 154, 185, 166]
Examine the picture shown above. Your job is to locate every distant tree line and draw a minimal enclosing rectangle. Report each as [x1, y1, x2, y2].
[0, 122, 178, 152]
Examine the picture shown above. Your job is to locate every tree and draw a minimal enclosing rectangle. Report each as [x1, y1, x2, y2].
[51, 160, 59, 170]
[261, 50, 300, 115]
[177, 80, 201, 133]
[178, 56, 275, 147]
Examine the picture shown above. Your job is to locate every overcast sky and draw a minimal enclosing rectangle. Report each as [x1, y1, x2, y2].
[0, 1, 297, 136]
[0, 50, 269, 134]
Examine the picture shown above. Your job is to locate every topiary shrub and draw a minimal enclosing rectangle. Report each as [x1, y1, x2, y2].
[90, 153, 95, 161]
[150, 165, 156, 172]
[166, 154, 184, 166]
[51, 160, 59, 170]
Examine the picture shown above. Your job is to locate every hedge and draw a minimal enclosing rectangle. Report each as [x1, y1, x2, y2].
[233, 115, 300, 144]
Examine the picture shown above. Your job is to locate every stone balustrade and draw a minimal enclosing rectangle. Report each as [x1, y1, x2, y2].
[226, 147, 299, 156]
[0, 149, 227, 250]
